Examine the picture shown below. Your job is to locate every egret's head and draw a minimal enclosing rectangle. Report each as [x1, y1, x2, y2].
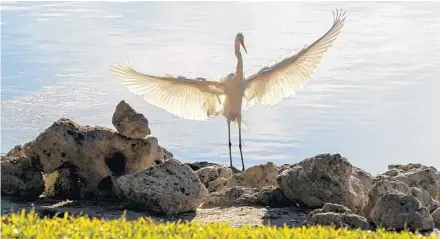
[235, 33, 247, 54]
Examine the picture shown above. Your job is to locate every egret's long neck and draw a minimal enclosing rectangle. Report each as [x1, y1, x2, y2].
[234, 41, 243, 80]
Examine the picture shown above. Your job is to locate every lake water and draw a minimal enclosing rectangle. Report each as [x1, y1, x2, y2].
[2, 2, 440, 175]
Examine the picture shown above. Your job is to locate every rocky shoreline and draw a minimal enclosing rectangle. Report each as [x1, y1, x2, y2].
[1, 100, 440, 235]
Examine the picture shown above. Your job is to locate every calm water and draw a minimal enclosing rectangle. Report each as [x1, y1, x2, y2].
[2, 2, 440, 174]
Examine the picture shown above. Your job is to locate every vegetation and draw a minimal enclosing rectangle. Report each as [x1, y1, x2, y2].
[1, 209, 437, 239]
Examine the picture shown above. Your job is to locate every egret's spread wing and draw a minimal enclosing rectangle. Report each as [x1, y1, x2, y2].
[110, 62, 226, 121]
[243, 9, 346, 110]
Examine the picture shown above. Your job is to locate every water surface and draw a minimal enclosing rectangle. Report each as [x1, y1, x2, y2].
[2, 2, 440, 174]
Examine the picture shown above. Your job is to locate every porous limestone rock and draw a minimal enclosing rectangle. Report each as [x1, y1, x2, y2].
[112, 100, 150, 139]
[202, 186, 291, 208]
[186, 161, 221, 171]
[370, 193, 434, 232]
[21, 118, 164, 199]
[1, 156, 45, 199]
[6, 145, 25, 157]
[226, 162, 279, 189]
[196, 165, 233, 192]
[305, 203, 370, 229]
[362, 180, 438, 219]
[277, 153, 372, 212]
[42, 166, 87, 200]
[377, 163, 440, 200]
[114, 159, 208, 215]
[432, 207, 440, 228]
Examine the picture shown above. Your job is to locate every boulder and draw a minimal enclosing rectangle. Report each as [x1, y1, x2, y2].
[42, 165, 88, 200]
[410, 187, 440, 213]
[20, 118, 164, 199]
[111, 100, 150, 139]
[432, 207, 440, 228]
[208, 177, 230, 193]
[277, 153, 372, 212]
[305, 203, 370, 229]
[196, 165, 233, 192]
[114, 159, 208, 215]
[226, 162, 279, 189]
[378, 164, 440, 200]
[202, 186, 291, 208]
[370, 193, 434, 232]
[6, 145, 25, 157]
[160, 146, 174, 160]
[186, 161, 221, 171]
[362, 180, 438, 218]
[1, 156, 45, 199]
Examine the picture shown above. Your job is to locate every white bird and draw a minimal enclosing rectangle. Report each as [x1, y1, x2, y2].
[110, 9, 346, 171]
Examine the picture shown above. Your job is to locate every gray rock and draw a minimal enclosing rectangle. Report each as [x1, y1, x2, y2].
[114, 159, 208, 215]
[21, 118, 164, 199]
[362, 180, 438, 219]
[208, 177, 229, 193]
[202, 186, 291, 208]
[196, 165, 233, 192]
[380, 164, 440, 200]
[307, 203, 367, 228]
[112, 100, 150, 139]
[305, 203, 370, 229]
[432, 207, 440, 228]
[6, 145, 25, 157]
[1, 156, 45, 200]
[410, 187, 439, 213]
[277, 153, 372, 212]
[160, 146, 174, 160]
[226, 162, 279, 189]
[186, 161, 222, 171]
[362, 180, 412, 218]
[370, 193, 434, 232]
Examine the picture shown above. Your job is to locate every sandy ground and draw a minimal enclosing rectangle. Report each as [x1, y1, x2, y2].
[1, 196, 309, 228]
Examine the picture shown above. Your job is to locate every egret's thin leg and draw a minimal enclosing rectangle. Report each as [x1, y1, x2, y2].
[227, 120, 233, 168]
[238, 119, 245, 171]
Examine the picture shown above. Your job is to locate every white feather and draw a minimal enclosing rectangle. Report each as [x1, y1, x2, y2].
[110, 61, 226, 121]
[243, 9, 346, 111]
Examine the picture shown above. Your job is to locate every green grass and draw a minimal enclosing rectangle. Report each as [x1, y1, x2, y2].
[1, 209, 437, 239]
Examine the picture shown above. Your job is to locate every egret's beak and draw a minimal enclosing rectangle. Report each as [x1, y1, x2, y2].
[240, 40, 248, 54]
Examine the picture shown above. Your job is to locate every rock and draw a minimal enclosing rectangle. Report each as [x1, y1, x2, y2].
[362, 180, 439, 219]
[6, 145, 26, 157]
[432, 207, 440, 228]
[160, 146, 173, 160]
[226, 162, 279, 189]
[111, 100, 150, 139]
[304, 203, 370, 229]
[1, 156, 45, 199]
[306, 212, 370, 229]
[208, 177, 229, 193]
[410, 187, 440, 213]
[352, 167, 374, 192]
[196, 165, 233, 192]
[370, 193, 434, 232]
[277, 153, 372, 212]
[202, 186, 291, 208]
[21, 118, 164, 199]
[379, 164, 440, 200]
[42, 165, 87, 200]
[362, 180, 412, 218]
[114, 159, 208, 215]
[186, 161, 221, 171]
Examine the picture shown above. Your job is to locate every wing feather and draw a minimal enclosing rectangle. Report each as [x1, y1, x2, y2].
[110, 61, 226, 120]
[243, 9, 346, 110]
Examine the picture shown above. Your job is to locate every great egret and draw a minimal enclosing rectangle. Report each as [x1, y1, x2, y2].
[110, 9, 346, 171]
